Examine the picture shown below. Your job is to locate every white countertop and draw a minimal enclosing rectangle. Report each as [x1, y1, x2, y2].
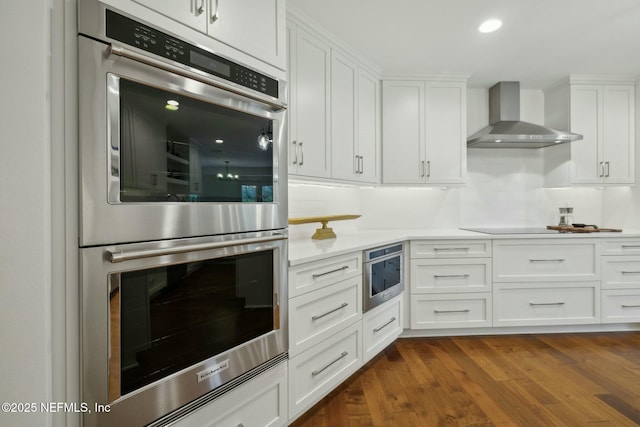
[288, 228, 640, 266]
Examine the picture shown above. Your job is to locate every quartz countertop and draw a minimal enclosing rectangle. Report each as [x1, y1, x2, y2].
[288, 228, 640, 266]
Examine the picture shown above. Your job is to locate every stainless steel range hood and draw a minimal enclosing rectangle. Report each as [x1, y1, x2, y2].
[467, 81, 582, 149]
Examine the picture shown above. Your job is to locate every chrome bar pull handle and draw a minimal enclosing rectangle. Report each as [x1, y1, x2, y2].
[312, 351, 348, 376]
[605, 161, 610, 178]
[195, 0, 205, 15]
[529, 258, 565, 262]
[292, 141, 298, 165]
[210, 0, 220, 24]
[434, 309, 470, 314]
[299, 141, 304, 166]
[433, 274, 470, 278]
[426, 160, 431, 178]
[373, 317, 396, 333]
[599, 161, 605, 177]
[622, 245, 640, 249]
[621, 304, 640, 308]
[312, 303, 348, 320]
[621, 271, 640, 274]
[312, 265, 349, 279]
[529, 302, 565, 306]
[434, 247, 469, 252]
[420, 160, 425, 178]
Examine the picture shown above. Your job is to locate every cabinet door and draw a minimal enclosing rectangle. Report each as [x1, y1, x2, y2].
[330, 51, 357, 181]
[290, 27, 331, 178]
[210, 0, 286, 70]
[382, 81, 424, 184]
[132, 0, 206, 32]
[602, 85, 635, 184]
[424, 81, 466, 184]
[357, 69, 380, 183]
[570, 85, 602, 184]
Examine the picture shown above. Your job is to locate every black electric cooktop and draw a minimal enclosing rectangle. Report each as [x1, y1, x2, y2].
[460, 227, 560, 235]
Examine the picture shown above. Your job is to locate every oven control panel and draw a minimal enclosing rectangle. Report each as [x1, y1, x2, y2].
[103, 9, 278, 98]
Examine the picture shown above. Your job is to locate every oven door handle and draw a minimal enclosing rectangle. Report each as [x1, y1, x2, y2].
[108, 44, 287, 111]
[108, 233, 286, 263]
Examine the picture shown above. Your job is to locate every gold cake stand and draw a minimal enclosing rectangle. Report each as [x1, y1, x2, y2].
[288, 214, 361, 240]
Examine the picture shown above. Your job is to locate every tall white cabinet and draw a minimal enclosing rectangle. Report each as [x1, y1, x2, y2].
[544, 76, 635, 186]
[287, 12, 381, 183]
[287, 23, 331, 178]
[382, 78, 467, 185]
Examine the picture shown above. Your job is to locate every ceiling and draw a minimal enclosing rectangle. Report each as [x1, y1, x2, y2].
[287, 0, 640, 89]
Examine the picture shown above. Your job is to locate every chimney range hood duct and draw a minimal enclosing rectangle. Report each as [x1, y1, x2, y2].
[467, 81, 582, 149]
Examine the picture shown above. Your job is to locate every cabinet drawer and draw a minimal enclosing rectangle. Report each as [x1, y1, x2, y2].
[171, 362, 287, 427]
[289, 252, 362, 298]
[602, 256, 640, 289]
[493, 240, 599, 282]
[289, 276, 362, 357]
[411, 258, 491, 293]
[410, 240, 491, 258]
[494, 283, 598, 326]
[602, 290, 640, 323]
[362, 296, 403, 363]
[602, 239, 640, 255]
[411, 293, 491, 329]
[288, 322, 362, 419]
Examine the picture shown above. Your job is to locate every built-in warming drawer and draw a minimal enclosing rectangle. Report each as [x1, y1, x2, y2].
[602, 290, 640, 323]
[602, 256, 640, 289]
[493, 283, 599, 326]
[410, 293, 492, 329]
[288, 276, 362, 357]
[411, 258, 491, 293]
[410, 240, 491, 259]
[493, 239, 600, 282]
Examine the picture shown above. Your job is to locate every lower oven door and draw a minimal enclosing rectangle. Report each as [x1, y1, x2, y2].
[81, 231, 287, 427]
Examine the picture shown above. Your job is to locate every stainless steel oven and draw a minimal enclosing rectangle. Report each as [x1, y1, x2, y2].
[78, 4, 287, 247]
[81, 231, 288, 426]
[363, 243, 404, 312]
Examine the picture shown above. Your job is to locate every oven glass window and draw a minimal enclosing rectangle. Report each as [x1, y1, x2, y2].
[117, 78, 275, 203]
[109, 250, 274, 399]
[370, 255, 401, 297]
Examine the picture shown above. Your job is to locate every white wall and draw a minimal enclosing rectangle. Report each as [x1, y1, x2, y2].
[289, 88, 637, 231]
[0, 1, 53, 426]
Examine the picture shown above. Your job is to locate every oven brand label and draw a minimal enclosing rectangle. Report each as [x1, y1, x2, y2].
[197, 359, 230, 383]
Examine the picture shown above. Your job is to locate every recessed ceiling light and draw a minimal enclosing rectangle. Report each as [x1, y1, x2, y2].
[479, 19, 502, 33]
[215, 139, 224, 144]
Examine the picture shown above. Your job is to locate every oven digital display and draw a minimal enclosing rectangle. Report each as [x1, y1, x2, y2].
[105, 9, 278, 97]
[190, 50, 231, 77]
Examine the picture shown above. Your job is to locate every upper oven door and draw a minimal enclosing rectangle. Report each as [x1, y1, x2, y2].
[78, 34, 287, 247]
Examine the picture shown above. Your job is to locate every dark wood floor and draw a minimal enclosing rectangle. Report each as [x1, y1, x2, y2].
[291, 332, 640, 426]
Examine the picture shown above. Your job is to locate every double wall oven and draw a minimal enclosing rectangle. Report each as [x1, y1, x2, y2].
[78, 2, 288, 426]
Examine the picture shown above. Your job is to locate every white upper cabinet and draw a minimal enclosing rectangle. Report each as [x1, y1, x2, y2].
[544, 77, 635, 186]
[287, 24, 331, 178]
[382, 79, 467, 185]
[131, 0, 286, 70]
[331, 52, 380, 183]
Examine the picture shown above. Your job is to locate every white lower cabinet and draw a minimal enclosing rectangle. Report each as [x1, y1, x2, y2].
[412, 293, 492, 329]
[169, 362, 287, 427]
[409, 240, 492, 330]
[288, 321, 362, 420]
[362, 295, 403, 363]
[493, 282, 599, 326]
[602, 240, 640, 323]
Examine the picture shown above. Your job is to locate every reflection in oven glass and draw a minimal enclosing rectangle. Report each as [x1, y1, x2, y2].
[109, 251, 274, 400]
[118, 78, 275, 203]
[370, 256, 401, 297]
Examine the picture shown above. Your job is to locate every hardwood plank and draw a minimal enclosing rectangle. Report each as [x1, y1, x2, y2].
[291, 332, 640, 427]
